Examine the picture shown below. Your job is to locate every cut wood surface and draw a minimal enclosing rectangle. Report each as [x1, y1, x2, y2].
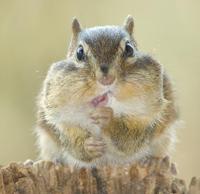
[0, 156, 199, 194]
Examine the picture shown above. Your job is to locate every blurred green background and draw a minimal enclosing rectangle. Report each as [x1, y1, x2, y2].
[0, 0, 199, 182]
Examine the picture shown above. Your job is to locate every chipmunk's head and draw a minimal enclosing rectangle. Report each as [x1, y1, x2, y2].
[43, 16, 165, 121]
[65, 16, 164, 110]
[67, 15, 136, 87]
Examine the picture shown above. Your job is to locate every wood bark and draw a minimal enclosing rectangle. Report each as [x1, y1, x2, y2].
[0, 156, 199, 194]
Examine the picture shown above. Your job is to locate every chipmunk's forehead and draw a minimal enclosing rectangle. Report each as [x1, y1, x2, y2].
[80, 26, 127, 63]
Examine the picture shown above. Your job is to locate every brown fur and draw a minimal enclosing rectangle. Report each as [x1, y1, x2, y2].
[36, 16, 178, 165]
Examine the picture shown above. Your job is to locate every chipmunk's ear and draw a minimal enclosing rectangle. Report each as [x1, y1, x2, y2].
[67, 18, 82, 57]
[123, 15, 134, 35]
[72, 17, 82, 36]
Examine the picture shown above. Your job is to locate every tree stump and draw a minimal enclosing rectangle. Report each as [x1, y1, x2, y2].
[0, 156, 199, 194]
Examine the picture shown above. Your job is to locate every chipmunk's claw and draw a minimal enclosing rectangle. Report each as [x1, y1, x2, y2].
[84, 136, 106, 158]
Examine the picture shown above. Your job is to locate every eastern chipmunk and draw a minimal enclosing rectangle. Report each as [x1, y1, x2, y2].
[36, 16, 178, 167]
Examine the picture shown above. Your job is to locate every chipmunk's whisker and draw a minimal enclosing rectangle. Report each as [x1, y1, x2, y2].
[69, 79, 94, 100]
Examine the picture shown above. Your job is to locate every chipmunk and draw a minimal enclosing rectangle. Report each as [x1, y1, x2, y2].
[36, 16, 178, 167]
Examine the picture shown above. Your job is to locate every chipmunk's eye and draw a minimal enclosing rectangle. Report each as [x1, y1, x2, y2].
[124, 42, 134, 57]
[76, 46, 85, 61]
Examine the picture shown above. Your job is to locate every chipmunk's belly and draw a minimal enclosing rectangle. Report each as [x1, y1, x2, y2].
[98, 137, 150, 165]
[62, 141, 150, 167]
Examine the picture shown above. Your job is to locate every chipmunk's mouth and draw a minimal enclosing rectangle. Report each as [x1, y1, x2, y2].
[90, 92, 109, 107]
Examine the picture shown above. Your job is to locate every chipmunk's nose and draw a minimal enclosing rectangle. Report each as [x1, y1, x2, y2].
[98, 64, 115, 85]
[100, 64, 109, 74]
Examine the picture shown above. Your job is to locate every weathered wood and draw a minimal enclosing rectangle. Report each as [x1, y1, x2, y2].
[0, 156, 199, 194]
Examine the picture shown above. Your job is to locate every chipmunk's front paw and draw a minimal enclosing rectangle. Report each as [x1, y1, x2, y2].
[84, 136, 106, 159]
[90, 107, 113, 129]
